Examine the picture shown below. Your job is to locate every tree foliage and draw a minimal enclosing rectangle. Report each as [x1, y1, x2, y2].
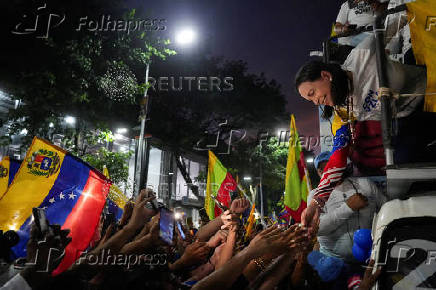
[0, 0, 175, 139]
[0, 0, 293, 207]
[82, 147, 132, 184]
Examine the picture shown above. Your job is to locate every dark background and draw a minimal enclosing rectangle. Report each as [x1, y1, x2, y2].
[141, 0, 344, 139]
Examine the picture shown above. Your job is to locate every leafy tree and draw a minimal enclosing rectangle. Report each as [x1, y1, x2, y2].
[145, 56, 288, 153]
[0, 0, 175, 142]
[82, 147, 132, 184]
[1, 0, 296, 207]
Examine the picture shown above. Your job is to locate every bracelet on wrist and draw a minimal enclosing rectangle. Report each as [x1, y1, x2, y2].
[312, 198, 322, 209]
[253, 258, 266, 272]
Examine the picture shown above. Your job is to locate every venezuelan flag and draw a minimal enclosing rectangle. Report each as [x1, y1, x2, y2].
[0, 157, 21, 194]
[284, 115, 310, 223]
[407, 0, 436, 112]
[103, 166, 127, 221]
[313, 117, 350, 201]
[0, 137, 111, 274]
[205, 151, 237, 219]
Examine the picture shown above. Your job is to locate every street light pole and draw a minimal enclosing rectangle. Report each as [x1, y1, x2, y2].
[259, 161, 266, 227]
[256, 143, 266, 227]
[134, 62, 151, 196]
[134, 28, 196, 197]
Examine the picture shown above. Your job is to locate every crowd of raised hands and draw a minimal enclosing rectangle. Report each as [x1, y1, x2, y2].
[0, 189, 381, 290]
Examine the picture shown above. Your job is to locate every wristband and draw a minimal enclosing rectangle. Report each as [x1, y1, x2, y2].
[312, 196, 325, 210]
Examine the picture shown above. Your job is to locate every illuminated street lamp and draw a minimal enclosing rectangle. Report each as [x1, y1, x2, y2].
[116, 128, 128, 134]
[65, 116, 76, 125]
[135, 27, 197, 197]
[174, 212, 182, 220]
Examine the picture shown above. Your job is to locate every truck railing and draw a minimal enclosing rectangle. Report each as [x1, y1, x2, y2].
[374, 4, 408, 168]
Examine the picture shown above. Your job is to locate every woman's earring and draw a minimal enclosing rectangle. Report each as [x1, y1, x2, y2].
[330, 78, 332, 82]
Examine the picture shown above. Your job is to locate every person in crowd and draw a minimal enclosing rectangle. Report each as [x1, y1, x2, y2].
[335, 1, 376, 47]
[0, 222, 71, 290]
[0, 185, 385, 290]
[308, 173, 384, 263]
[314, 151, 332, 178]
[310, 152, 385, 261]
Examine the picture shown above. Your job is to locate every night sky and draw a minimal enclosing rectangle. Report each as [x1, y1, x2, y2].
[143, 0, 344, 139]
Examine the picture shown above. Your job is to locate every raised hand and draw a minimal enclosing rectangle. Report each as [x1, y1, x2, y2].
[230, 198, 250, 214]
[220, 210, 240, 230]
[127, 189, 157, 231]
[247, 226, 290, 258]
[358, 260, 382, 290]
[147, 215, 160, 244]
[207, 230, 228, 248]
[301, 200, 321, 237]
[284, 225, 310, 253]
[178, 241, 211, 267]
[118, 200, 134, 228]
[346, 193, 368, 211]
[22, 224, 72, 288]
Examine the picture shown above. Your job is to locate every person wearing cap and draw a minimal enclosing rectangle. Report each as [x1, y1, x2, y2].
[308, 153, 385, 263]
[314, 151, 332, 178]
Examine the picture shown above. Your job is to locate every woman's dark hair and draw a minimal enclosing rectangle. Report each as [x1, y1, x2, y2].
[295, 61, 350, 120]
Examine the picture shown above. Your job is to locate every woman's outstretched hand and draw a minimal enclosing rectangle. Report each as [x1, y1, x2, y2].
[301, 200, 321, 237]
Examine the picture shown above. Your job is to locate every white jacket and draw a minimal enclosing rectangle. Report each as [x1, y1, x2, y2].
[308, 177, 385, 262]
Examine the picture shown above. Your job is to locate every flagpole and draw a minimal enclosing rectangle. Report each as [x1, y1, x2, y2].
[259, 162, 266, 226]
[304, 167, 312, 191]
[134, 62, 150, 197]
[237, 183, 263, 220]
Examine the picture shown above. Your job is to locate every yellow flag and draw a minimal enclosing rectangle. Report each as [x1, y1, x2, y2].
[0, 138, 65, 231]
[244, 203, 256, 239]
[103, 166, 128, 216]
[0, 157, 11, 195]
[408, 0, 436, 112]
[284, 115, 310, 222]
